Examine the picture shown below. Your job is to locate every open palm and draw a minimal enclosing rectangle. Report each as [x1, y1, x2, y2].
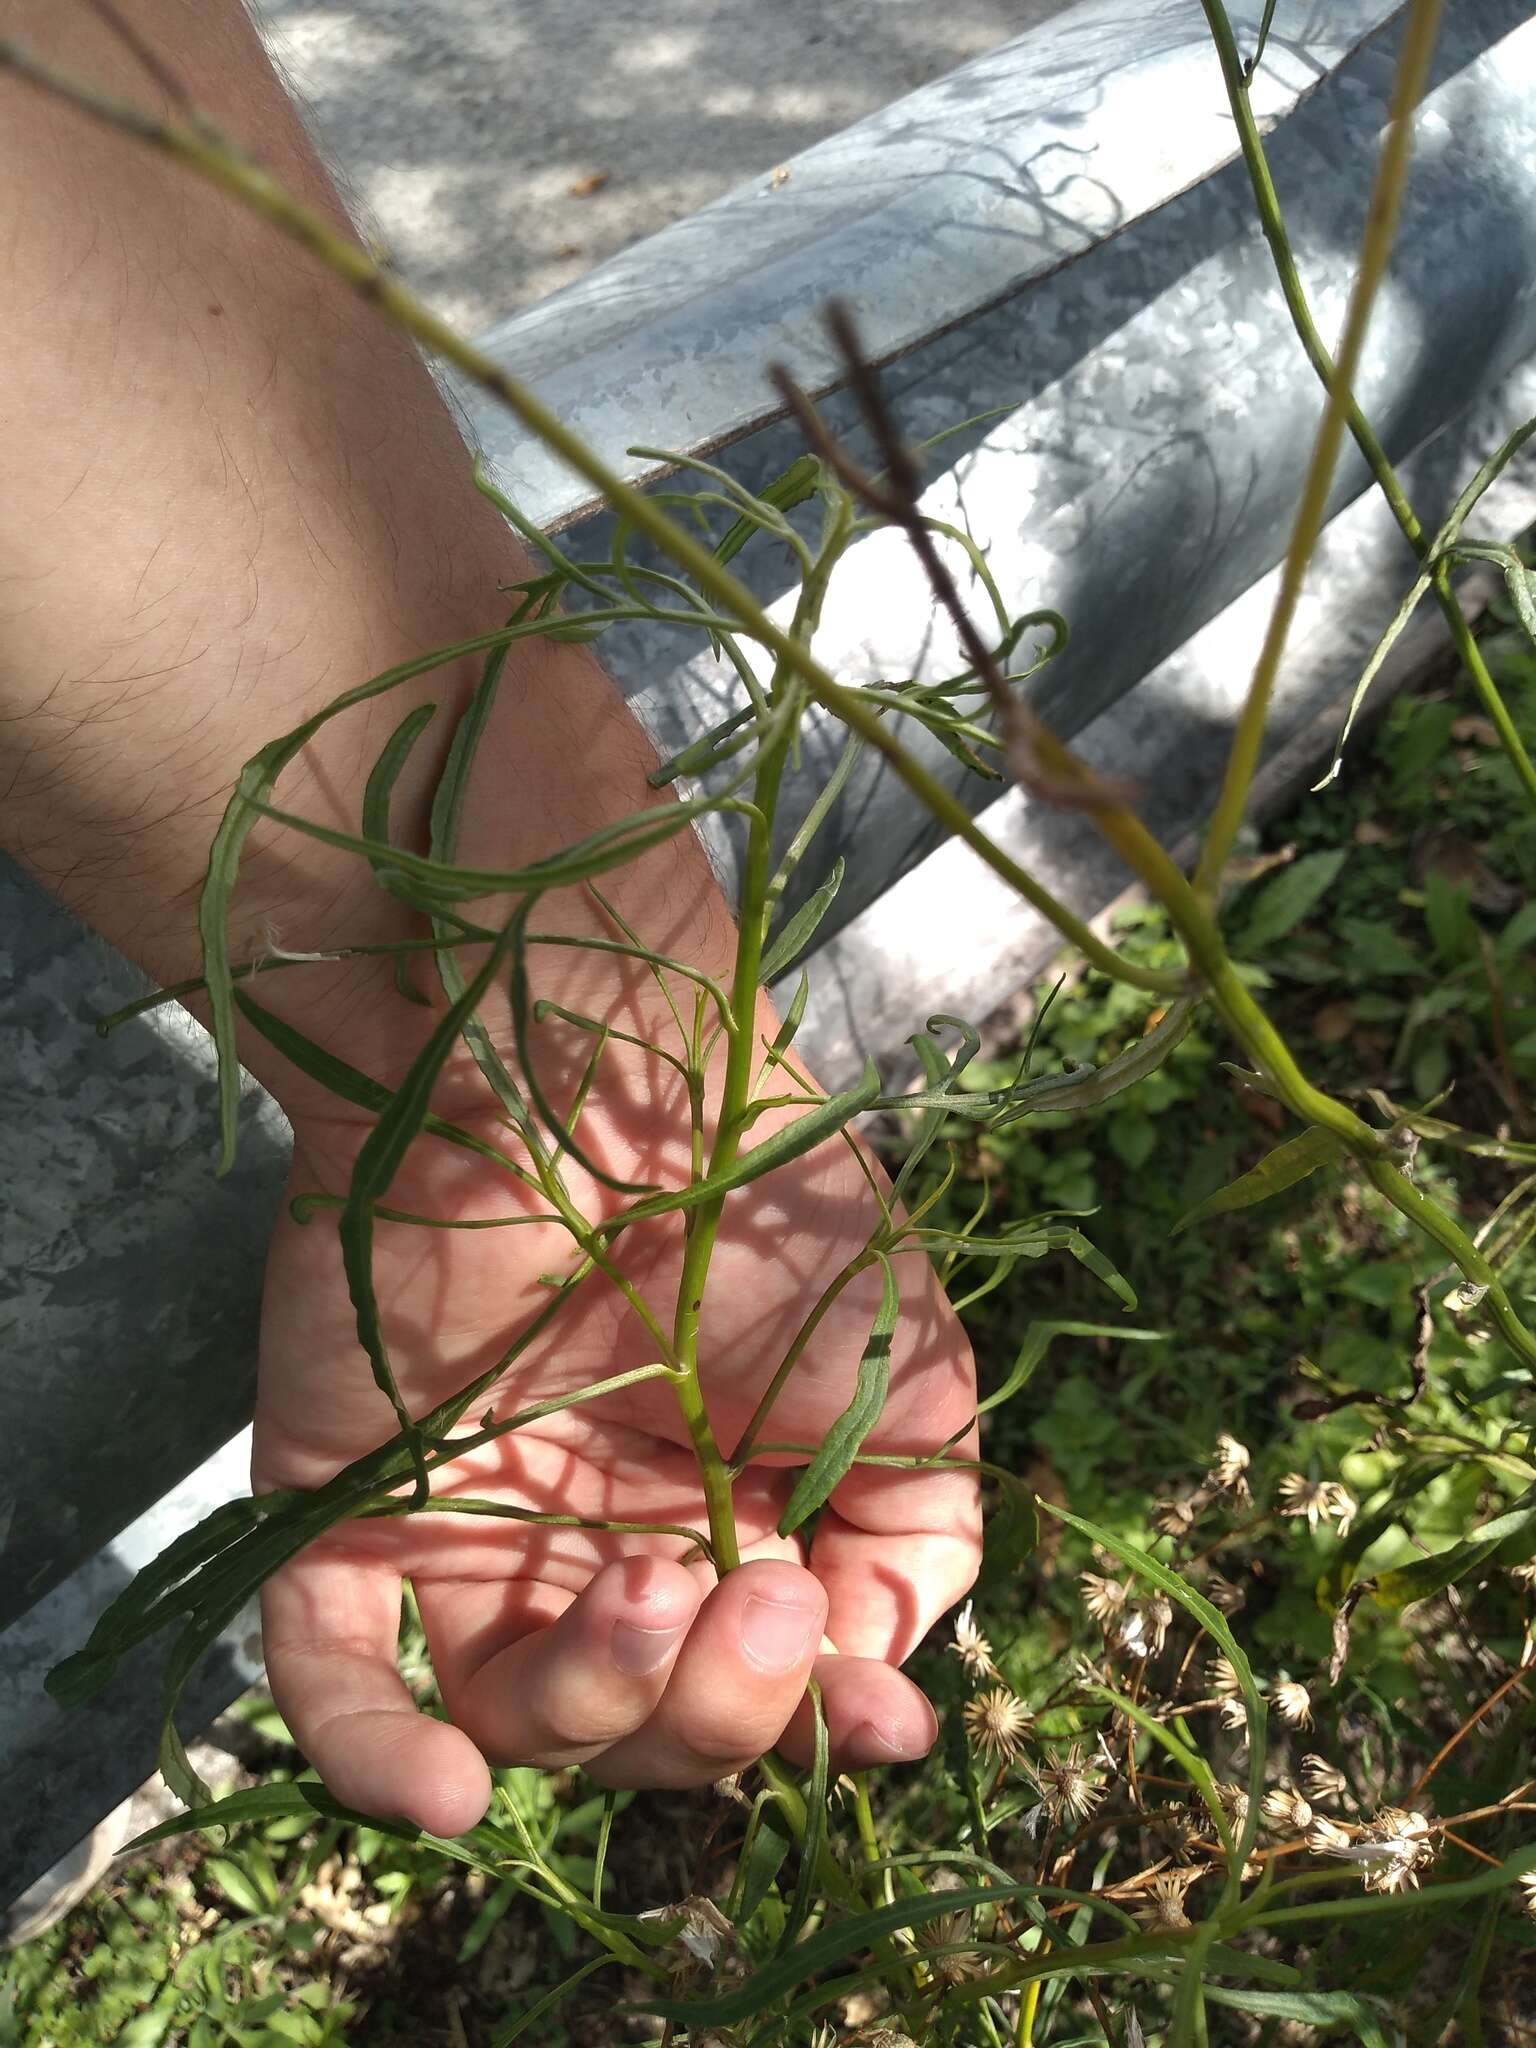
[250, 950, 980, 1836]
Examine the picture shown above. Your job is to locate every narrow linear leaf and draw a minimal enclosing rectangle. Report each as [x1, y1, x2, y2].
[760, 856, 844, 982]
[778, 1258, 899, 1535]
[362, 701, 439, 1004]
[340, 927, 519, 1502]
[733, 1797, 795, 1927]
[991, 999, 1197, 1126]
[1174, 1126, 1345, 1235]
[491, 1958, 618, 2046]
[978, 1321, 1163, 1415]
[1316, 575, 1435, 789]
[603, 1059, 882, 1237]
[779, 1679, 829, 1949]
[714, 453, 821, 569]
[975, 1462, 1039, 1594]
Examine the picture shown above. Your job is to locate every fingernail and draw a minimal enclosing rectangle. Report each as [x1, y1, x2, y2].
[611, 1619, 687, 1676]
[741, 1594, 820, 1673]
[853, 1717, 932, 1764]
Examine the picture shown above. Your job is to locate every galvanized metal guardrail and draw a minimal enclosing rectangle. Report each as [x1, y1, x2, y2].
[7, 0, 1536, 1907]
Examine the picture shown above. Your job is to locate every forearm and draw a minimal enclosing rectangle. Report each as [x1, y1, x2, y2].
[0, 0, 727, 1099]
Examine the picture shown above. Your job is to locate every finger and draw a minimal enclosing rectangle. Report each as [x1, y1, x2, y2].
[590, 1558, 827, 1789]
[810, 1457, 982, 1662]
[261, 1548, 491, 1837]
[420, 1555, 704, 1769]
[779, 1653, 939, 1770]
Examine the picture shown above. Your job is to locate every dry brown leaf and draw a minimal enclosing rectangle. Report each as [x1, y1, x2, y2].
[568, 170, 611, 198]
[1310, 1001, 1355, 1045]
[1451, 714, 1501, 746]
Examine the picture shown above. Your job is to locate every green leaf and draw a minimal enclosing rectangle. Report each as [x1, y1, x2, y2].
[1373, 1485, 1536, 1614]
[1315, 570, 1436, 791]
[1235, 850, 1347, 951]
[975, 1463, 1039, 1594]
[714, 454, 820, 569]
[1174, 1126, 1345, 1235]
[1334, 916, 1423, 977]
[778, 1258, 898, 1535]
[760, 856, 843, 982]
[605, 1060, 883, 1237]
[1107, 1110, 1157, 1169]
[490, 1958, 617, 2046]
[1424, 869, 1474, 964]
[202, 1856, 268, 1918]
[779, 1680, 829, 1950]
[1202, 1987, 1392, 2045]
[733, 1799, 794, 1927]
[977, 1321, 1163, 1415]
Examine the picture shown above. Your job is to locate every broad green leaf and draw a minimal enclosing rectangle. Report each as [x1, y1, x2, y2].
[976, 1463, 1039, 1594]
[1174, 1126, 1345, 1235]
[202, 1856, 268, 1918]
[778, 1258, 898, 1535]
[1235, 850, 1347, 951]
[760, 857, 844, 982]
[1373, 1485, 1536, 1613]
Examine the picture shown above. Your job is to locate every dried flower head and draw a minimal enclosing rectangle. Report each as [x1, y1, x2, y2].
[1199, 1570, 1245, 1613]
[1208, 1434, 1252, 1497]
[916, 1900, 984, 1987]
[1080, 1571, 1129, 1625]
[1118, 1593, 1174, 1659]
[1218, 1696, 1249, 1733]
[1520, 1870, 1536, 1922]
[1305, 1816, 1355, 1858]
[1270, 1679, 1313, 1729]
[1260, 1786, 1313, 1834]
[640, 1895, 735, 1984]
[1355, 1808, 1436, 1895]
[1300, 1754, 1350, 1808]
[1509, 1561, 1536, 1590]
[869, 2033, 921, 2048]
[1025, 1741, 1106, 1827]
[1277, 1474, 1356, 1538]
[1207, 1656, 1241, 1698]
[712, 1772, 749, 1807]
[962, 1686, 1031, 1765]
[1148, 1803, 1207, 1858]
[947, 1600, 999, 1682]
[1215, 1782, 1250, 1832]
[1152, 1494, 1202, 1540]
[1135, 1869, 1196, 1932]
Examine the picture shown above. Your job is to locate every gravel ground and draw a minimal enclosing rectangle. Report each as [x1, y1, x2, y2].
[254, 0, 1067, 331]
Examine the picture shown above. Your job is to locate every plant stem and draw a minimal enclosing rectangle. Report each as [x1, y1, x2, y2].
[1195, 0, 1448, 895]
[1196, 0, 1536, 816]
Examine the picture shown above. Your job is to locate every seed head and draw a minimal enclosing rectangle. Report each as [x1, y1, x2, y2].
[962, 1686, 1031, 1765]
[1119, 1594, 1173, 1659]
[1080, 1571, 1129, 1625]
[640, 1895, 735, 1984]
[869, 2033, 921, 2048]
[1148, 1804, 1206, 1858]
[947, 1600, 999, 1682]
[1305, 1816, 1355, 1858]
[1356, 1808, 1435, 1895]
[1152, 1494, 1201, 1540]
[1260, 1786, 1313, 1834]
[1207, 1656, 1241, 1698]
[1270, 1679, 1313, 1729]
[1200, 1570, 1245, 1613]
[1300, 1754, 1350, 1807]
[1208, 1434, 1252, 1497]
[1277, 1474, 1356, 1538]
[1215, 1782, 1250, 1832]
[1025, 1741, 1106, 1827]
[1519, 1870, 1536, 1922]
[1218, 1696, 1248, 1733]
[1509, 1561, 1536, 1589]
[1135, 1869, 1197, 1932]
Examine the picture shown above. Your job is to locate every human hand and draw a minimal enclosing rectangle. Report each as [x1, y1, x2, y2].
[250, 853, 980, 1836]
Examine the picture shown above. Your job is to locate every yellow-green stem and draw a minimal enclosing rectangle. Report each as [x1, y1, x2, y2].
[1195, 0, 1447, 896]
[1197, 0, 1536, 814]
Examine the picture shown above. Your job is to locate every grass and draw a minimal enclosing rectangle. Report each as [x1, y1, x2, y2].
[5, 603, 1536, 2046]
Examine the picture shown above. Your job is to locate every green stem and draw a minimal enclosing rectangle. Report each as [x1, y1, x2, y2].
[1197, 0, 1536, 816]
[1195, 0, 1448, 895]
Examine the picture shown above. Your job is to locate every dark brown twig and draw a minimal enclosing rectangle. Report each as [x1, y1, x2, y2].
[770, 303, 1137, 812]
